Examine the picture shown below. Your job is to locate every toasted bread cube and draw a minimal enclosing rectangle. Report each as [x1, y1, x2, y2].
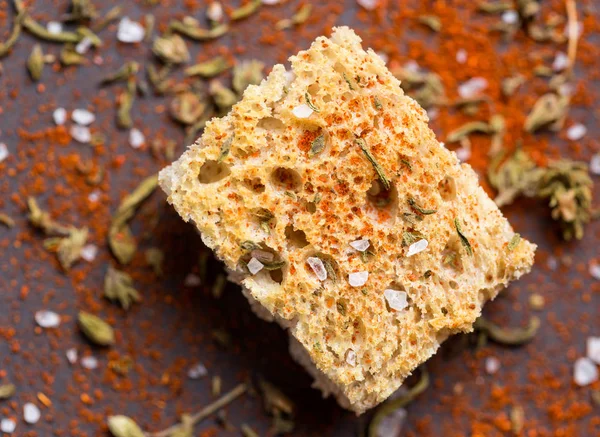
[159, 27, 535, 414]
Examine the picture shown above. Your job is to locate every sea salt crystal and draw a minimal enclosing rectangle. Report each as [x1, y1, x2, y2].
[427, 107, 439, 120]
[564, 21, 583, 39]
[247, 257, 264, 275]
[117, 17, 145, 43]
[184, 273, 201, 287]
[573, 357, 598, 386]
[88, 190, 100, 203]
[75, 37, 93, 55]
[188, 362, 208, 379]
[35, 310, 60, 328]
[384, 289, 408, 311]
[66, 348, 78, 364]
[455, 147, 471, 162]
[292, 104, 313, 119]
[376, 51, 388, 64]
[547, 256, 558, 271]
[348, 271, 368, 287]
[47, 21, 63, 35]
[129, 128, 145, 149]
[0, 143, 8, 163]
[406, 239, 428, 257]
[262, 0, 280, 4]
[552, 52, 569, 72]
[502, 10, 519, 24]
[207, 2, 224, 22]
[80, 244, 98, 262]
[587, 337, 600, 364]
[70, 125, 91, 144]
[53, 108, 67, 125]
[72, 109, 95, 126]
[403, 60, 420, 73]
[345, 349, 357, 367]
[456, 49, 467, 64]
[566, 123, 587, 141]
[357, 0, 378, 10]
[485, 356, 501, 374]
[374, 408, 406, 437]
[1, 418, 16, 433]
[589, 154, 600, 176]
[81, 355, 98, 370]
[307, 257, 327, 281]
[458, 77, 488, 99]
[349, 239, 370, 252]
[23, 403, 40, 425]
[590, 262, 600, 280]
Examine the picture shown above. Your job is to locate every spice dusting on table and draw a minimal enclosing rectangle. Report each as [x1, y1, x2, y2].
[0, 0, 598, 436]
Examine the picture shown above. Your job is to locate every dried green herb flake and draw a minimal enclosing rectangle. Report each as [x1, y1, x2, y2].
[78, 311, 115, 346]
[454, 218, 473, 255]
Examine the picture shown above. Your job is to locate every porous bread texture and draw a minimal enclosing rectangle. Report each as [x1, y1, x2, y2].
[159, 27, 536, 414]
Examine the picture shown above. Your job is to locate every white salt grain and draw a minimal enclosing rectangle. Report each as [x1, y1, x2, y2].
[1, 418, 16, 433]
[458, 77, 488, 99]
[376, 51, 388, 64]
[292, 104, 313, 119]
[348, 271, 368, 287]
[262, 0, 280, 4]
[587, 337, 600, 364]
[502, 10, 519, 24]
[70, 125, 91, 144]
[589, 154, 600, 176]
[455, 147, 471, 162]
[566, 123, 587, 141]
[485, 356, 501, 374]
[552, 52, 569, 72]
[66, 348, 78, 364]
[547, 256, 559, 271]
[345, 349, 357, 367]
[349, 239, 370, 252]
[117, 17, 145, 43]
[80, 244, 98, 262]
[35, 310, 60, 328]
[72, 109, 95, 126]
[207, 2, 224, 22]
[0, 143, 8, 163]
[23, 403, 41, 425]
[573, 357, 598, 386]
[590, 262, 600, 280]
[357, 0, 378, 10]
[456, 49, 467, 64]
[129, 128, 145, 149]
[184, 273, 201, 287]
[88, 190, 100, 203]
[53, 108, 67, 125]
[307, 257, 327, 281]
[384, 289, 408, 312]
[188, 362, 208, 379]
[247, 257, 264, 275]
[406, 239, 428, 257]
[81, 355, 98, 370]
[75, 37, 93, 55]
[47, 21, 63, 35]
[374, 408, 406, 437]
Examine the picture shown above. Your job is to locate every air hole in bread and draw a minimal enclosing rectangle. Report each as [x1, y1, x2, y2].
[270, 167, 303, 192]
[242, 177, 266, 193]
[323, 94, 332, 103]
[198, 160, 231, 184]
[497, 258, 506, 279]
[438, 175, 457, 201]
[442, 239, 463, 272]
[269, 268, 284, 284]
[366, 179, 398, 224]
[306, 201, 317, 214]
[257, 117, 285, 130]
[285, 225, 309, 248]
[307, 83, 320, 96]
[449, 280, 458, 290]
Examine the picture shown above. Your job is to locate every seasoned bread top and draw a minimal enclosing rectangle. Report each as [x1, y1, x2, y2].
[159, 27, 535, 413]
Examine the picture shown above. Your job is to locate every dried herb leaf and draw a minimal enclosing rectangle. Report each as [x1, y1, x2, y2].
[240, 424, 259, 437]
[510, 405, 525, 434]
[184, 56, 230, 78]
[524, 93, 569, 133]
[0, 213, 15, 228]
[487, 148, 541, 207]
[27, 197, 70, 236]
[0, 10, 23, 58]
[454, 218, 473, 256]
[104, 266, 141, 310]
[92, 5, 122, 32]
[408, 197, 437, 215]
[501, 74, 525, 97]
[210, 81, 238, 113]
[232, 59, 264, 95]
[447, 121, 491, 142]
[259, 379, 294, 416]
[170, 92, 207, 125]
[262, 260, 286, 271]
[393, 67, 445, 108]
[27, 44, 44, 81]
[230, 0, 261, 21]
[100, 61, 139, 85]
[241, 241, 261, 251]
[355, 137, 391, 191]
[402, 231, 425, 247]
[116, 77, 136, 129]
[107, 415, 145, 437]
[212, 274, 226, 298]
[60, 44, 86, 66]
[65, 0, 97, 22]
[0, 383, 16, 400]
[169, 20, 228, 41]
[145, 247, 164, 276]
[304, 92, 319, 112]
[108, 175, 158, 265]
[373, 96, 383, 110]
[78, 311, 115, 346]
[418, 15, 441, 32]
[218, 136, 234, 163]
[44, 227, 88, 271]
[152, 34, 189, 64]
[477, 1, 514, 13]
[474, 316, 540, 345]
[275, 4, 312, 30]
[369, 368, 429, 437]
[309, 134, 325, 157]
[321, 258, 337, 283]
[508, 234, 521, 251]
